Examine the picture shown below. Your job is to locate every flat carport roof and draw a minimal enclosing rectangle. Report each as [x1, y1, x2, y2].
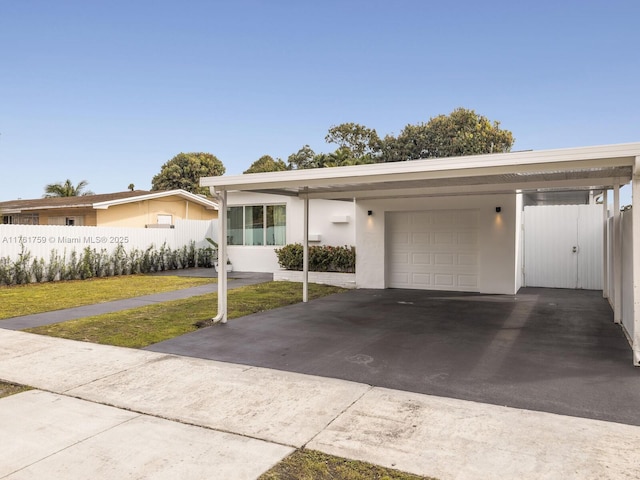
[200, 142, 640, 365]
[147, 287, 640, 426]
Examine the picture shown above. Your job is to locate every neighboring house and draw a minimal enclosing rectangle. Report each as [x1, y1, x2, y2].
[0, 190, 218, 228]
[225, 191, 355, 272]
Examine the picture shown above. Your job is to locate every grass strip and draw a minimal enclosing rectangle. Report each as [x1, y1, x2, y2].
[0, 381, 30, 399]
[259, 449, 434, 480]
[26, 282, 345, 348]
[0, 274, 215, 319]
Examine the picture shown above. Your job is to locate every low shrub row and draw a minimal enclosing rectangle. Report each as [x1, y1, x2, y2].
[275, 244, 355, 273]
[0, 242, 215, 286]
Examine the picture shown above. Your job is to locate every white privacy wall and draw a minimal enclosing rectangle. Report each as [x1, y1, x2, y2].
[355, 194, 520, 294]
[621, 210, 633, 343]
[0, 219, 216, 262]
[225, 192, 355, 273]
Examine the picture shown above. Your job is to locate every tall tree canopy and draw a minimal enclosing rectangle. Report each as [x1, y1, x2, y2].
[43, 179, 93, 197]
[287, 145, 317, 170]
[278, 108, 514, 171]
[244, 155, 288, 174]
[381, 108, 515, 162]
[151, 152, 225, 195]
[325, 123, 380, 161]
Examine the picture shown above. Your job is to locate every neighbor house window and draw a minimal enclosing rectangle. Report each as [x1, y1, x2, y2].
[157, 214, 172, 225]
[227, 205, 286, 246]
[48, 215, 82, 226]
[6, 214, 39, 225]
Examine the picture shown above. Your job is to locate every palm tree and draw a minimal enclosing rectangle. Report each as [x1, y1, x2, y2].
[43, 179, 94, 198]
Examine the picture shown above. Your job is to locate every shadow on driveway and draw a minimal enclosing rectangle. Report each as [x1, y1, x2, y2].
[146, 287, 640, 426]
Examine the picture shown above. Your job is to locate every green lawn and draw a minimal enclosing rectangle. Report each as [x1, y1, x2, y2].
[0, 274, 215, 319]
[26, 281, 345, 348]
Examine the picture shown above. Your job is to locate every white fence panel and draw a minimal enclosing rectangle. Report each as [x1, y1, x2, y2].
[0, 220, 217, 262]
[524, 205, 603, 289]
[621, 210, 634, 341]
[174, 219, 217, 249]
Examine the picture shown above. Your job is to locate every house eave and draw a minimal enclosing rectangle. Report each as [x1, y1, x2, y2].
[200, 142, 639, 199]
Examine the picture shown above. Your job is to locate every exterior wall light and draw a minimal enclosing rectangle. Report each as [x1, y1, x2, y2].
[367, 210, 373, 216]
[495, 207, 502, 213]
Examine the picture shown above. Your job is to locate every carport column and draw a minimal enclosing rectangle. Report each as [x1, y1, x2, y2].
[602, 189, 608, 299]
[216, 189, 228, 323]
[302, 191, 309, 303]
[632, 158, 640, 366]
[613, 183, 622, 324]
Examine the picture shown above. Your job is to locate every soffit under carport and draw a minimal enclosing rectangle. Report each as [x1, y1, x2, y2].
[237, 164, 632, 201]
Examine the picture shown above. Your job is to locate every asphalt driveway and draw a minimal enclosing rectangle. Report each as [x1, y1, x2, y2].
[147, 287, 640, 426]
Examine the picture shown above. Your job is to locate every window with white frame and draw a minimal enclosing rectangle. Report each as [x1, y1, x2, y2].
[227, 205, 286, 246]
[157, 214, 173, 225]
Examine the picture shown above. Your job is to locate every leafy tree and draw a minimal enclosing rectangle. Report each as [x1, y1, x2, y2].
[244, 155, 288, 174]
[151, 152, 225, 195]
[325, 122, 381, 160]
[43, 179, 94, 197]
[128, 183, 135, 191]
[287, 145, 317, 170]
[381, 108, 514, 162]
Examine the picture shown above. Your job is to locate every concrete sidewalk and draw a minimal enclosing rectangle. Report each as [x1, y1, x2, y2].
[1, 329, 639, 479]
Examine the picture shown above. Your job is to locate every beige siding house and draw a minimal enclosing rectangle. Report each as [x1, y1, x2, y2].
[0, 190, 218, 227]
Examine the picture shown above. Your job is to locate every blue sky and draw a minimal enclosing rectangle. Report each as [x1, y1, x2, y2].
[1, 0, 638, 204]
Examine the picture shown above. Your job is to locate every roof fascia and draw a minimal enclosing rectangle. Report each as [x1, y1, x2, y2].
[201, 143, 640, 193]
[6, 204, 93, 212]
[92, 190, 218, 210]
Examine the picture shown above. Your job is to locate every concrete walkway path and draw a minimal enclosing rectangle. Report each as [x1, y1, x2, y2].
[0, 271, 272, 330]
[1, 329, 639, 479]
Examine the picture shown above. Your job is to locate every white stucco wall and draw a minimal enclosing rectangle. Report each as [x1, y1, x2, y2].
[355, 194, 520, 294]
[225, 191, 355, 272]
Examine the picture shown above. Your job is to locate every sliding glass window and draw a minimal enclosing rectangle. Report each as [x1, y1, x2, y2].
[226, 204, 286, 246]
[227, 206, 244, 245]
[266, 205, 286, 246]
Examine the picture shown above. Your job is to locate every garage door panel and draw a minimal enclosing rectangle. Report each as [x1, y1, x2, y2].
[411, 233, 430, 245]
[387, 210, 479, 292]
[411, 253, 431, 265]
[389, 272, 410, 285]
[434, 274, 455, 287]
[410, 212, 432, 225]
[391, 232, 409, 245]
[390, 252, 409, 265]
[431, 212, 456, 227]
[458, 275, 478, 288]
[457, 232, 477, 245]
[411, 273, 431, 286]
[458, 254, 478, 266]
[434, 253, 454, 265]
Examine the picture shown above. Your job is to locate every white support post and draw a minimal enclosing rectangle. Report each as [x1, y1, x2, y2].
[632, 158, 640, 366]
[602, 189, 608, 299]
[613, 182, 622, 324]
[303, 192, 309, 303]
[213, 189, 227, 323]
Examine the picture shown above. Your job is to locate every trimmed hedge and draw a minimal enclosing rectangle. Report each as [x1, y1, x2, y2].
[275, 244, 355, 273]
[0, 241, 215, 286]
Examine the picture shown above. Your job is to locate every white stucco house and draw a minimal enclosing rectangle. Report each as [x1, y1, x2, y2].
[223, 191, 355, 273]
[201, 142, 640, 365]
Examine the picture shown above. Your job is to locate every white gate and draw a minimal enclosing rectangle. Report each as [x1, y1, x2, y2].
[523, 205, 603, 289]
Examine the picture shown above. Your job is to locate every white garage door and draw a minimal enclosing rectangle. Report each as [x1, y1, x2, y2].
[387, 210, 479, 291]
